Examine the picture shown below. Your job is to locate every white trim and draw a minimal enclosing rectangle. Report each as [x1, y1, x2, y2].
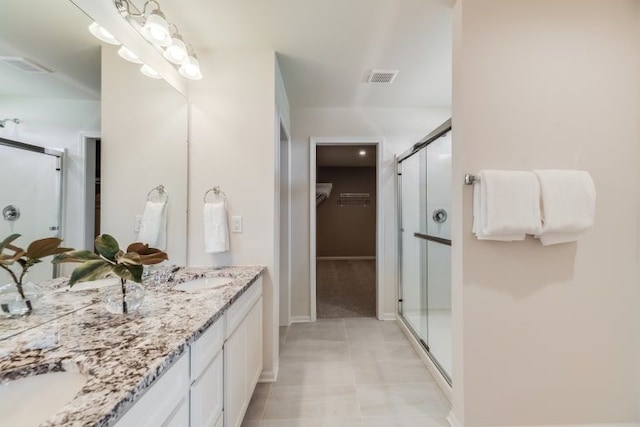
[396, 314, 452, 403]
[447, 411, 462, 427]
[379, 313, 397, 321]
[258, 362, 279, 383]
[78, 131, 101, 250]
[290, 315, 312, 323]
[309, 137, 385, 322]
[316, 256, 376, 261]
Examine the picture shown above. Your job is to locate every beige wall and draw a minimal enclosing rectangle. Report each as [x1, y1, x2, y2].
[317, 167, 377, 257]
[101, 46, 188, 265]
[187, 50, 282, 380]
[290, 107, 451, 320]
[452, 0, 640, 425]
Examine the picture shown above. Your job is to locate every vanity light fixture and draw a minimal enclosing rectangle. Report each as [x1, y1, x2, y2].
[140, 64, 162, 79]
[117, 46, 143, 64]
[113, 0, 203, 80]
[88, 22, 120, 45]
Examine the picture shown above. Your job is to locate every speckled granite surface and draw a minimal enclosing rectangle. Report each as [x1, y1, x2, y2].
[0, 265, 264, 427]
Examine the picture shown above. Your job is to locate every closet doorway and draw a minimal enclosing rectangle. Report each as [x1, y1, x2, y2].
[309, 138, 383, 321]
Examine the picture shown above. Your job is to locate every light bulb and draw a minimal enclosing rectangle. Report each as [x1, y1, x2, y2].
[118, 46, 143, 64]
[141, 12, 171, 47]
[140, 64, 162, 79]
[88, 22, 120, 45]
[164, 36, 188, 64]
[179, 56, 202, 80]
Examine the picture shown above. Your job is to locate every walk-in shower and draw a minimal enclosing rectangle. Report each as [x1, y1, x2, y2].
[397, 119, 452, 384]
[0, 138, 64, 282]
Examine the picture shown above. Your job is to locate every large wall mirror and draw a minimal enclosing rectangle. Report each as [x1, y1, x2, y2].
[0, 0, 188, 283]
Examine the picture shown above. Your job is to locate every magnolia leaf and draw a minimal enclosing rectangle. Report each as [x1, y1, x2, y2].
[68, 260, 112, 287]
[95, 234, 120, 262]
[113, 263, 143, 283]
[117, 252, 142, 266]
[0, 234, 21, 253]
[53, 250, 101, 264]
[140, 252, 168, 265]
[26, 237, 71, 260]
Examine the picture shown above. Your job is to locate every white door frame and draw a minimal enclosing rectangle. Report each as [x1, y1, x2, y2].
[309, 136, 384, 322]
[78, 131, 101, 250]
[276, 115, 292, 327]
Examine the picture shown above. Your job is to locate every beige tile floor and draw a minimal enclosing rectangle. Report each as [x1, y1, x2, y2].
[241, 318, 450, 427]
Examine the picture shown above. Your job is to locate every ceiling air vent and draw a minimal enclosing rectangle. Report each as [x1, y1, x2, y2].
[367, 69, 398, 84]
[0, 57, 52, 73]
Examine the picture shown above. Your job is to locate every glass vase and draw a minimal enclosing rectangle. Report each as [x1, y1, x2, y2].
[103, 281, 145, 314]
[0, 282, 44, 317]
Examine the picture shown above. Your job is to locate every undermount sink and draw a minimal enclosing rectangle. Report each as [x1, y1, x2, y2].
[174, 277, 233, 292]
[0, 371, 87, 426]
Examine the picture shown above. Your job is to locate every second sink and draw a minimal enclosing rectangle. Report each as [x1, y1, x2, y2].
[174, 277, 233, 292]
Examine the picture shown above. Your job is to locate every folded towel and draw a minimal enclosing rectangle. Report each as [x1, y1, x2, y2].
[534, 170, 596, 245]
[204, 201, 229, 253]
[138, 201, 167, 250]
[472, 170, 542, 241]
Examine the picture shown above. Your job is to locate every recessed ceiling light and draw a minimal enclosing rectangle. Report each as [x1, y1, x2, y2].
[359, 150, 366, 156]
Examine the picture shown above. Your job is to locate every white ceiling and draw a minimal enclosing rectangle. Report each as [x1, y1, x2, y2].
[0, 0, 101, 100]
[0, 0, 452, 108]
[162, 0, 453, 108]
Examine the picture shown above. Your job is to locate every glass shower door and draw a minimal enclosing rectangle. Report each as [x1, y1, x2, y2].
[0, 142, 63, 283]
[398, 128, 451, 382]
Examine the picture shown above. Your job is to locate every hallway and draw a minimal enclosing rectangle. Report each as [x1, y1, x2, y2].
[241, 318, 450, 427]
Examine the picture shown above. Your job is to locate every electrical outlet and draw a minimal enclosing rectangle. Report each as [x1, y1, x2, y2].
[134, 215, 142, 233]
[231, 216, 243, 233]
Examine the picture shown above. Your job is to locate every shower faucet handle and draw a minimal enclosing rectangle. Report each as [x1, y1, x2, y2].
[2, 205, 21, 221]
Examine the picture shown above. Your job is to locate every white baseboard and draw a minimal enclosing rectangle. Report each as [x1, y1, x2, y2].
[259, 363, 279, 383]
[379, 312, 397, 321]
[445, 412, 639, 427]
[290, 315, 312, 323]
[316, 256, 376, 260]
[396, 314, 452, 403]
[447, 412, 462, 427]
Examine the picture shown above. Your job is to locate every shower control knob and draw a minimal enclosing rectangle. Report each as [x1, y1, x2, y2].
[2, 205, 21, 221]
[432, 208, 447, 224]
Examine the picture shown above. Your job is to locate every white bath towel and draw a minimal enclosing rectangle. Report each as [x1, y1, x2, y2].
[534, 170, 596, 245]
[204, 201, 229, 253]
[472, 170, 543, 241]
[138, 201, 167, 250]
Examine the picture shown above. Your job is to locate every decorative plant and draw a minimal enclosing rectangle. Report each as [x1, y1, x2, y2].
[0, 234, 72, 311]
[53, 234, 168, 313]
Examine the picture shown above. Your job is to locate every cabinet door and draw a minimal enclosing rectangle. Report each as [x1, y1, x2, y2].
[163, 396, 189, 427]
[224, 324, 246, 427]
[191, 350, 223, 427]
[244, 298, 263, 395]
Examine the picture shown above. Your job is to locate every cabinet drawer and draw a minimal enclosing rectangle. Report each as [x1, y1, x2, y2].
[191, 316, 225, 381]
[225, 277, 262, 338]
[115, 353, 190, 427]
[190, 351, 223, 427]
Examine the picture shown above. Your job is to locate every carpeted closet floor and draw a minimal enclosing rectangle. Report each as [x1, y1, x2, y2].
[316, 259, 376, 318]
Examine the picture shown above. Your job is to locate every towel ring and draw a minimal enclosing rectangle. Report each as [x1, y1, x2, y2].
[203, 186, 226, 203]
[147, 184, 169, 202]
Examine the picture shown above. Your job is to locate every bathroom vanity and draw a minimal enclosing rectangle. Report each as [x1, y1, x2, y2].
[0, 266, 264, 427]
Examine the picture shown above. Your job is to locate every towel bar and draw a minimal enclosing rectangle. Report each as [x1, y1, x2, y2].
[203, 186, 226, 203]
[464, 174, 479, 185]
[147, 184, 169, 202]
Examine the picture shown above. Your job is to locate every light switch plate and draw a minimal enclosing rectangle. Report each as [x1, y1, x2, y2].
[231, 216, 242, 233]
[134, 215, 142, 233]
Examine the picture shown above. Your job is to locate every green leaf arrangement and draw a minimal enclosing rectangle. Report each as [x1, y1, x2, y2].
[0, 234, 72, 311]
[53, 234, 168, 313]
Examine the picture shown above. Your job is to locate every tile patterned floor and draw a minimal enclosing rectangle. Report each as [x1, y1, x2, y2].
[242, 318, 450, 427]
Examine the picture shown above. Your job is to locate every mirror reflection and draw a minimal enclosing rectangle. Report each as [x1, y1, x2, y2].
[0, 0, 188, 284]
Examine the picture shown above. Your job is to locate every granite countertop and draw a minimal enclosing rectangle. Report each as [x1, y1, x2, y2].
[0, 265, 264, 427]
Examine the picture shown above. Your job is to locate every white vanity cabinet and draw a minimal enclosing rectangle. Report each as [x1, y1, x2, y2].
[224, 279, 263, 427]
[114, 278, 262, 427]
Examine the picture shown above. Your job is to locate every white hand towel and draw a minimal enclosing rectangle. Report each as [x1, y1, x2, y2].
[138, 201, 167, 249]
[534, 170, 596, 245]
[473, 170, 543, 241]
[204, 201, 230, 253]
